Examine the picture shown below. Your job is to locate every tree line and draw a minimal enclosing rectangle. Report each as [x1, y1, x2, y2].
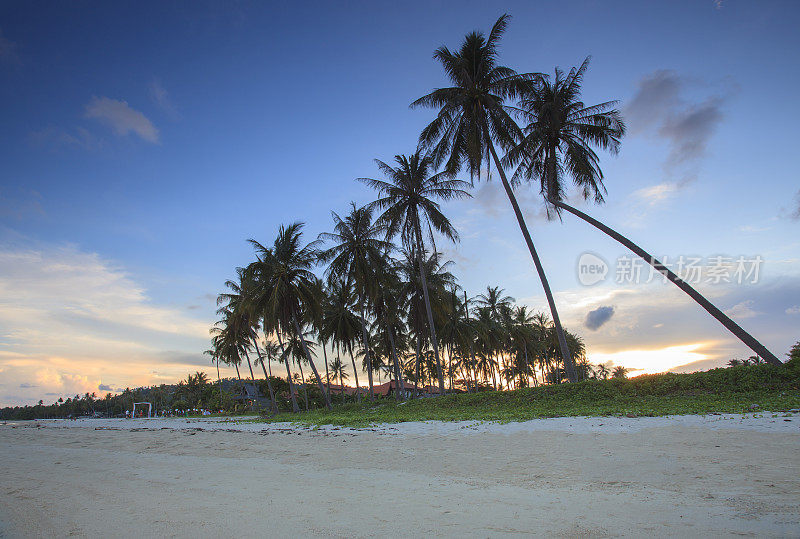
[207, 14, 785, 413]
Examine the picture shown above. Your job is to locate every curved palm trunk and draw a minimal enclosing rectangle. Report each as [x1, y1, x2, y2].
[290, 309, 332, 409]
[276, 331, 300, 413]
[549, 198, 782, 366]
[245, 353, 256, 383]
[358, 299, 375, 401]
[412, 218, 446, 394]
[486, 140, 577, 381]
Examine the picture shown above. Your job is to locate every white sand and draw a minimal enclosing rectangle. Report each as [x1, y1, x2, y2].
[1, 414, 799, 537]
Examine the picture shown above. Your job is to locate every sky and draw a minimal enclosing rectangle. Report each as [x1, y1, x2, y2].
[1, 0, 799, 406]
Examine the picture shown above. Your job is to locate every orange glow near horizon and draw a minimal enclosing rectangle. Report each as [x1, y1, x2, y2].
[588, 342, 713, 375]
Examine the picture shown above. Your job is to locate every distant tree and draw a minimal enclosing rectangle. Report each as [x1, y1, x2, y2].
[611, 366, 629, 379]
[789, 341, 800, 363]
[594, 363, 611, 380]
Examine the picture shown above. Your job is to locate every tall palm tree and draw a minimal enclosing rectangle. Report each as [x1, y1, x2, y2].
[507, 57, 780, 366]
[320, 277, 363, 402]
[370, 256, 408, 400]
[359, 152, 470, 394]
[247, 223, 332, 410]
[319, 202, 391, 400]
[411, 15, 579, 380]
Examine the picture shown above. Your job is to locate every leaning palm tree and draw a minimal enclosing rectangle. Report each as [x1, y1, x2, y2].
[506, 57, 780, 365]
[319, 203, 391, 400]
[411, 15, 579, 380]
[359, 151, 470, 394]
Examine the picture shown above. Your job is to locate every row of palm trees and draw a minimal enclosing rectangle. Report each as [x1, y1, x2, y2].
[208, 13, 783, 413]
[208, 217, 597, 411]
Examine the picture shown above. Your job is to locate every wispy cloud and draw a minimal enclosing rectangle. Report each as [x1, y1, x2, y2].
[148, 79, 179, 118]
[786, 305, 800, 315]
[85, 97, 159, 143]
[0, 188, 45, 220]
[625, 70, 729, 200]
[0, 29, 20, 64]
[28, 125, 101, 151]
[633, 182, 679, 205]
[723, 299, 760, 320]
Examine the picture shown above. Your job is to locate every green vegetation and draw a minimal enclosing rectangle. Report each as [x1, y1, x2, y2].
[262, 362, 800, 427]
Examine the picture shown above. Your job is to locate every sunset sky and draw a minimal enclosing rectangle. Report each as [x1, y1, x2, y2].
[1, 1, 799, 406]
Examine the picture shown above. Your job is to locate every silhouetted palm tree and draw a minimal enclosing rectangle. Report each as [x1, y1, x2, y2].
[320, 277, 363, 402]
[359, 151, 470, 394]
[412, 15, 578, 380]
[247, 223, 332, 410]
[328, 357, 349, 400]
[319, 203, 391, 400]
[509, 57, 779, 366]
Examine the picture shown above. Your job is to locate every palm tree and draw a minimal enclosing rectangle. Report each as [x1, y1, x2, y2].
[359, 152, 471, 395]
[611, 366, 629, 379]
[328, 357, 349, 400]
[369, 256, 408, 400]
[252, 339, 279, 412]
[412, 15, 579, 380]
[320, 277, 363, 402]
[594, 363, 611, 380]
[247, 223, 332, 410]
[319, 203, 391, 400]
[507, 57, 780, 366]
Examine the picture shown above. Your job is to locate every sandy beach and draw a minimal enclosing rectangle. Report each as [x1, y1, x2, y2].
[1, 414, 799, 537]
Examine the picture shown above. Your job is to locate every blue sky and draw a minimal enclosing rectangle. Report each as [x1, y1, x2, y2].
[1, 0, 799, 405]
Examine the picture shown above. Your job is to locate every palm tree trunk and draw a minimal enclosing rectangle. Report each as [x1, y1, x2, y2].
[358, 298, 375, 401]
[252, 339, 277, 413]
[296, 360, 309, 411]
[386, 324, 403, 402]
[412, 217, 446, 394]
[276, 331, 300, 413]
[548, 198, 782, 366]
[256, 358, 277, 413]
[462, 291, 479, 393]
[414, 334, 422, 397]
[349, 350, 362, 403]
[290, 309, 332, 409]
[486, 139, 577, 382]
[322, 342, 330, 392]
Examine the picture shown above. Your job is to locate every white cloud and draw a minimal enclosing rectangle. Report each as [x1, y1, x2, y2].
[85, 96, 159, 143]
[723, 300, 760, 320]
[633, 182, 679, 205]
[787, 306, 800, 315]
[0, 243, 216, 406]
